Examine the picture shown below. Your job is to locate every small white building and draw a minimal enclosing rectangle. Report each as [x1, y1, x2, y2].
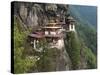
[66, 16, 75, 32]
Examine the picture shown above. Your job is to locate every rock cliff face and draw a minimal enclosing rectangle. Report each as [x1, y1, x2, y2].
[13, 2, 72, 71]
[14, 2, 69, 28]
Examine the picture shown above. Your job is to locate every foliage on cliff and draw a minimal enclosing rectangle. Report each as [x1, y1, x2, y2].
[65, 32, 81, 69]
[64, 31, 97, 69]
[14, 16, 37, 73]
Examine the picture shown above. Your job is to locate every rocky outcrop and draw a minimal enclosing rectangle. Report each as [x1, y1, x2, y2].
[14, 2, 68, 27]
[13, 2, 75, 71]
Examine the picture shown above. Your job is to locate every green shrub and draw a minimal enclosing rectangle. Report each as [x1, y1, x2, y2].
[83, 47, 97, 69]
[14, 17, 37, 73]
[65, 31, 80, 69]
